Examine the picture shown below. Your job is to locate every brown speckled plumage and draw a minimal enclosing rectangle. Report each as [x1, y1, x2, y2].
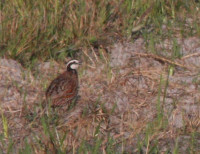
[45, 60, 79, 108]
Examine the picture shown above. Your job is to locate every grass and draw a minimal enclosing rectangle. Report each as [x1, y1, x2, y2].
[1, 110, 8, 139]
[0, 0, 200, 153]
[0, 0, 199, 66]
[135, 74, 169, 153]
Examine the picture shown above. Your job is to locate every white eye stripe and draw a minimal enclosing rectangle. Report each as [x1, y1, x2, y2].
[70, 63, 79, 69]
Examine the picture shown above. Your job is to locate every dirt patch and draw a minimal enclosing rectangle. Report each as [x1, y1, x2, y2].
[0, 37, 200, 153]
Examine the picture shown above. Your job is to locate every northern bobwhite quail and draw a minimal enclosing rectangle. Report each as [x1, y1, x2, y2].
[45, 60, 80, 108]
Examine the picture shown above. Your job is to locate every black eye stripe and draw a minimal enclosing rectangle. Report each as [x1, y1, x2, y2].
[70, 62, 78, 64]
[69, 61, 79, 65]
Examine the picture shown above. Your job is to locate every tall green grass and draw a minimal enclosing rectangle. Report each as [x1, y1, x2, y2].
[1, 0, 199, 65]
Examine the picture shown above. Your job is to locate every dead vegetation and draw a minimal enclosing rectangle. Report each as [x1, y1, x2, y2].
[0, 37, 200, 153]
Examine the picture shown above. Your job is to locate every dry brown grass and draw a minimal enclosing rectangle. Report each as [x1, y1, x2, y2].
[1, 36, 200, 153]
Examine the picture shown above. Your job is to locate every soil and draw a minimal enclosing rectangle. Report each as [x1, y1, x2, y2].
[0, 37, 200, 153]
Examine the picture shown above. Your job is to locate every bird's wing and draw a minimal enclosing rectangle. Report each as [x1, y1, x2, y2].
[46, 77, 77, 100]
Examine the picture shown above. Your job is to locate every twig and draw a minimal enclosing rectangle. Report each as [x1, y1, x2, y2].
[134, 53, 194, 70]
[82, 48, 96, 68]
[181, 52, 200, 60]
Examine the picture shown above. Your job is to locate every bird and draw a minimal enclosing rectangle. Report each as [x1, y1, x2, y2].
[45, 59, 80, 108]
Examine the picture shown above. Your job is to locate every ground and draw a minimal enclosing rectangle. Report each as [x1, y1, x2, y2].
[0, 37, 200, 153]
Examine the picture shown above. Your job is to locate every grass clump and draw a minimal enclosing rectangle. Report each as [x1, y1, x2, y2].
[1, 0, 199, 65]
